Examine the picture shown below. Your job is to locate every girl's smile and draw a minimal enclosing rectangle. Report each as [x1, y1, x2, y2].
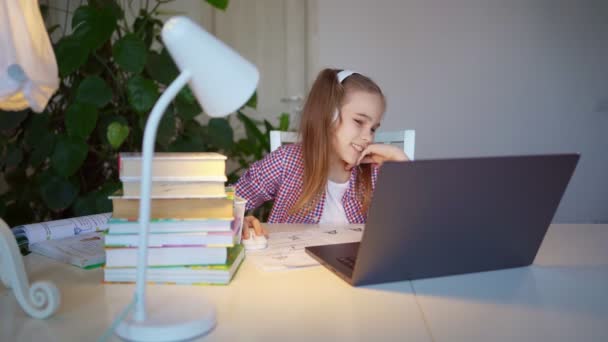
[351, 142, 365, 152]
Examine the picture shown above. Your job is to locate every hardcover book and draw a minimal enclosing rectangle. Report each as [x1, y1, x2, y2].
[119, 152, 227, 179]
[105, 245, 228, 267]
[107, 217, 233, 234]
[109, 194, 234, 220]
[121, 178, 227, 198]
[104, 245, 245, 285]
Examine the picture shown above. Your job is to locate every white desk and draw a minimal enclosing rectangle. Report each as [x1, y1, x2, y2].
[1, 224, 607, 342]
[412, 224, 608, 342]
[0, 224, 431, 342]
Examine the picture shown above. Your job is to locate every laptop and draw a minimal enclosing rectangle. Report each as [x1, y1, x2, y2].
[305, 154, 579, 286]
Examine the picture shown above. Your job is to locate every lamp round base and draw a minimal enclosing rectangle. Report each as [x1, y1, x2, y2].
[114, 294, 216, 342]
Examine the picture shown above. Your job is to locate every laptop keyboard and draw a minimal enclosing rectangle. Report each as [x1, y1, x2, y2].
[336, 256, 356, 269]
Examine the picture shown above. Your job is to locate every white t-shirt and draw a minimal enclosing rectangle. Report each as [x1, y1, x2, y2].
[318, 179, 349, 224]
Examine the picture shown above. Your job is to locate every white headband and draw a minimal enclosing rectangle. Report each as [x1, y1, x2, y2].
[333, 70, 358, 122]
[337, 69, 356, 83]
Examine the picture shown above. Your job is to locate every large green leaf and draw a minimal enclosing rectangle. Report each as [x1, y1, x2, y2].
[181, 120, 206, 147]
[24, 112, 49, 146]
[145, 49, 179, 85]
[95, 193, 113, 213]
[65, 103, 98, 139]
[89, 0, 124, 20]
[207, 118, 234, 150]
[29, 133, 56, 168]
[71, 6, 117, 51]
[263, 119, 274, 133]
[55, 37, 89, 77]
[39, 174, 79, 212]
[72, 194, 98, 216]
[3, 202, 35, 227]
[51, 136, 88, 177]
[113, 34, 147, 73]
[81, 54, 104, 75]
[5, 145, 23, 168]
[133, 15, 160, 48]
[99, 181, 122, 197]
[0, 134, 6, 147]
[4, 168, 26, 187]
[156, 108, 176, 149]
[175, 94, 202, 121]
[106, 121, 130, 149]
[236, 138, 255, 155]
[97, 115, 128, 145]
[75, 76, 112, 107]
[0, 110, 28, 131]
[177, 86, 196, 104]
[262, 119, 274, 150]
[0, 195, 5, 218]
[127, 75, 159, 113]
[168, 137, 201, 152]
[237, 111, 265, 145]
[169, 121, 208, 152]
[237, 112, 266, 159]
[206, 0, 229, 10]
[73, 184, 116, 216]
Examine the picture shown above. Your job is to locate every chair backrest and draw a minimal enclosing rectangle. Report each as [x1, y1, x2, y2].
[269, 129, 416, 160]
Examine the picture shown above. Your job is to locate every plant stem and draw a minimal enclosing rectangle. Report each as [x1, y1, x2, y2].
[92, 52, 128, 104]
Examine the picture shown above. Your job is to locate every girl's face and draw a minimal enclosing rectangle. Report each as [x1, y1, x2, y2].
[331, 90, 384, 167]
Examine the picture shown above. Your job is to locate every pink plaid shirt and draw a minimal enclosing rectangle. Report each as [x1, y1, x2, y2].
[235, 143, 378, 223]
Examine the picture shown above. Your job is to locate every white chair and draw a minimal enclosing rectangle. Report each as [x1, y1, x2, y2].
[270, 129, 415, 160]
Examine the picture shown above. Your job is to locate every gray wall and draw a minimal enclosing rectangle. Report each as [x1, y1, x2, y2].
[312, 0, 608, 223]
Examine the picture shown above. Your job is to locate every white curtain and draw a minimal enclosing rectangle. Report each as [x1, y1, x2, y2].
[0, 0, 58, 113]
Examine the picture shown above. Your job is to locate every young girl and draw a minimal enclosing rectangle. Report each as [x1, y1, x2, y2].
[235, 68, 408, 238]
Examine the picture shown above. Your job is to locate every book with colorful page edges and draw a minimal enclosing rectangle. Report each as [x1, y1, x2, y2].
[105, 220, 239, 247]
[105, 245, 228, 267]
[104, 244, 245, 285]
[107, 217, 233, 234]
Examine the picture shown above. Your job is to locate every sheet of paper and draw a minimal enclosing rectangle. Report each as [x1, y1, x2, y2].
[246, 225, 365, 272]
[12, 212, 111, 246]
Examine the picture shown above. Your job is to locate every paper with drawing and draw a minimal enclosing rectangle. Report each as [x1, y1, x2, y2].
[246, 225, 364, 271]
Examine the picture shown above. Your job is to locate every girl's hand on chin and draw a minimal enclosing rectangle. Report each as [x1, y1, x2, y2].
[356, 144, 408, 167]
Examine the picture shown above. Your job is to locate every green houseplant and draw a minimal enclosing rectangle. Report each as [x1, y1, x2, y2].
[0, 0, 289, 228]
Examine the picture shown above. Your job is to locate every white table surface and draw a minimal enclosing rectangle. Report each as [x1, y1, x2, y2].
[412, 224, 608, 342]
[1, 224, 607, 341]
[0, 224, 431, 342]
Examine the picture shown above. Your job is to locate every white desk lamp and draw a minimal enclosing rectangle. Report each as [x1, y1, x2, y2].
[0, 0, 60, 319]
[113, 17, 259, 341]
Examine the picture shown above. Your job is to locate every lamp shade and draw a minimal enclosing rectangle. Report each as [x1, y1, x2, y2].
[0, 0, 58, 112]
[161, 17, 259, 117]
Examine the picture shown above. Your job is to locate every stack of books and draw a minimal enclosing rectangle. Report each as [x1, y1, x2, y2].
[104, 152, 245, 285]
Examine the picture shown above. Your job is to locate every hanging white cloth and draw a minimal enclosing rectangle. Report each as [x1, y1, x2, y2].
[0, 0, 58, 113]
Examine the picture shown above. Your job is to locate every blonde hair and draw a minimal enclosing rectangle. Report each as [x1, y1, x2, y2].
[290, 68, 385, 216]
